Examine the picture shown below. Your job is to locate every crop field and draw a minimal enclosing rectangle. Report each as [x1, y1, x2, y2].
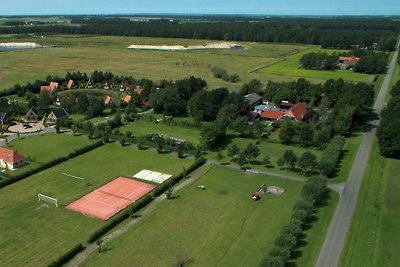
[3, 134, 94, 175]
[81, 165, 303, 267]
[0, 143, 193, 266]
[0, 34, 313, 90]
[258, 47, 374, 83]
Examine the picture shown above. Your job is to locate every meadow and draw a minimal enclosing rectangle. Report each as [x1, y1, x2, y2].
[0, 34, 313, 91]
[81, 165, 303, 267]
[3, 134, 94, 175]
[0, 143, 193, 266]
[258, 47, 375, 83]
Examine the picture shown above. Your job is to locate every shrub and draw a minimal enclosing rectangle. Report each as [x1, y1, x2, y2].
[318, 135, 345, 177]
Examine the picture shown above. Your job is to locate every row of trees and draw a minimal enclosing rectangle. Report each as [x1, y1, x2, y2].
[318, 136, 346, 177]
[261, 175, 328, 267]
[377, 80, 400, 158]
[3, 17, 398, 51]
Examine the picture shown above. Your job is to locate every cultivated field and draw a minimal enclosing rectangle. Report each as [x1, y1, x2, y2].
[81, 166, 303, 267]
[0, 143, 193, 266]
[4, 134, 94, 175]
[258, 47, 375, 83]
[0, 34, 313, 90]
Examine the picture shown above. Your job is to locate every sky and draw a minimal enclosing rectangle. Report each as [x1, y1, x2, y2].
[1, 0, 400, 16]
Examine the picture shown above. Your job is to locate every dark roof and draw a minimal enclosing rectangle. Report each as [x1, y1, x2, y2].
[51, 108, 68, 118]
[244, 93, 263, 106]
[27, 106, 39, 116]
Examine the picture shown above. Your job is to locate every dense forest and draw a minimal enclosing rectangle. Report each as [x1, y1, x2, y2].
[1, 16, 399, 51]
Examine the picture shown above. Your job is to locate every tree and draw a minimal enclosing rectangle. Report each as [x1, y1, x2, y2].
[243, 142, 260, 163]
[84, 121, 94, 138]
[216, 151, 225, 163]
[177, 144, 185, 158]
[155, 135, 166, 153]
[277, 150, 297, 170]
[227, 144, 240, 161]
[200, 122, 226, 149]
[263, 155, 272, 168]
[118, 134, 127, 146]
[236, 151, 247, 168]
[377, 96, 400, 157]
[279, 120, 296, 145]
[297, 151, 318, 174]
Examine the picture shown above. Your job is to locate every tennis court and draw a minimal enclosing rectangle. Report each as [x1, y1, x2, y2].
[67, 177, 155, 220]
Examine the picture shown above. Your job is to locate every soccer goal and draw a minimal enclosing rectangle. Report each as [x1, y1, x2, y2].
[38, 194, 58, 207]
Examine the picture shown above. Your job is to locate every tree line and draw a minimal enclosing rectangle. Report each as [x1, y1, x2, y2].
[1, 16, 398, 51]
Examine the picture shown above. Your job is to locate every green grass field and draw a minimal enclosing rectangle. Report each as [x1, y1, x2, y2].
[81, 165, 303, 267]
[120, 120, 201, 144]
[0, 34, 313, 90]
[0, 143, 193, 266]
[3, 134, 94, 175]
[341, 142, 400, 267]
[258, 47, 374, 83]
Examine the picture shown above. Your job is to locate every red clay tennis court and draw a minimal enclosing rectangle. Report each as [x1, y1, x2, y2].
[67, 177, 155, 220]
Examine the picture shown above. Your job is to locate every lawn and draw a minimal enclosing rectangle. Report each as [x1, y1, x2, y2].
[341, 142, 400, 267]
[3, 133, 94, 176]
[81, 165, 303, 267]
[120, 120, 201, 145]
[0, 143, 193, 266]
[258, 47, 374, 83]
[0, 34, 312, 91]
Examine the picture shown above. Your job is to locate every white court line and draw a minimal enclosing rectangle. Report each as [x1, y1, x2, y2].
[62, 173, 85, 180]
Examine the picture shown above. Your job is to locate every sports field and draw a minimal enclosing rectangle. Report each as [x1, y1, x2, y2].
[4, 134, 94, 175]
[0, 143, 193, 266]
[0, 34, 312, 90]
[258, 47, 374, 83]
[81, 166, 303, 267]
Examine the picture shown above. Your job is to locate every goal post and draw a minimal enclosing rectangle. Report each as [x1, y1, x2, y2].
[38, 193, 58, 207]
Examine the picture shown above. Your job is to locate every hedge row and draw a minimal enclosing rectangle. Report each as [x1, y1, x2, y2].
[87, 157, 206, 243]
[47, 243, 84, 267]
[0, 141, 104, 189]
[318, 135, 346, 177]
[261, 175, 328, 267]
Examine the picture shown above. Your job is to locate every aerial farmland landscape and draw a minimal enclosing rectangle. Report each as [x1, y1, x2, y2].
[0, 1, 399, 267]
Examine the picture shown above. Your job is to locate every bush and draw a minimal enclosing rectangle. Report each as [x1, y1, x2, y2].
[318, 135, 346, 177]
[47, 243, 84, 267]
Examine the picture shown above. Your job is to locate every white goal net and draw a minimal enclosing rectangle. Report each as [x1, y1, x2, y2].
[38, 194, 58, 207]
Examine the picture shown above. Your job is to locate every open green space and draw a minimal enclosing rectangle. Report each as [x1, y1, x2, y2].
[81, 165, 303, 267]
[0, 143, 193, 266]
[0, 34, 312, 90]
[4, 133, 94, 175]
[120, 120, 201, 145]
[258, 47, 374, 83]
[341, 142, 400, 267]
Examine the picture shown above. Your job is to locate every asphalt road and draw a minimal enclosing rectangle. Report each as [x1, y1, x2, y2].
[315, 45, 399, 267]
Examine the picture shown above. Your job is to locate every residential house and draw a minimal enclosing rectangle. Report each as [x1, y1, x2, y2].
[67, 79, 74, 90]
[25, 106, 39, 122]
[0, 148, 25, 170]
[104, 95, 113, 105]
[337, 56, 360, 70]
[244, 93, 263, 108]
[40, 81, 59, 94]
[47, 108, 68, 125]
[284, 103, 308, 122]
[143, 101, 152, 109]
[260, 110, 285, 121]
[104, 80, 113, 90]
[85, 80, 93, 89]
[134, 85, 142, 95]
[0, 112, 8, 125]
[120, 82, 131, 92]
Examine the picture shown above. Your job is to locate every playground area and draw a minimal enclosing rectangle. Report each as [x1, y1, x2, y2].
[67, 177, 155, 220]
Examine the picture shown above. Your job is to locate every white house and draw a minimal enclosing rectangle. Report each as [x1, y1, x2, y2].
[0, 148, 25, 170]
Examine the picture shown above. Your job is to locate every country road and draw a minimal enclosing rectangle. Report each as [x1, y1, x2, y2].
[315, 45, 399, 267]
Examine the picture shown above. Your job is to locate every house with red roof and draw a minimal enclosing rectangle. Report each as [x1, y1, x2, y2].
[40, 82, 59, 94]
[284, 103, 308, 122]
[337, 56, 360, 70]
[0, 148, 25, 170]
[67, 80, 74, 90]
[134, 85, 142, 95]
[260, 110, 285, 121]
[120, 82, 131, 92]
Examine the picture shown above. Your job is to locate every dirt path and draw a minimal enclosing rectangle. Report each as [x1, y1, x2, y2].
[66, 163, 210, 267]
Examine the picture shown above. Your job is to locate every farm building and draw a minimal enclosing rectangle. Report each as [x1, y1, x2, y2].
[244, 93, 263, 108]
[337, 56, 360, 70]
[0, 148, 25, 170]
